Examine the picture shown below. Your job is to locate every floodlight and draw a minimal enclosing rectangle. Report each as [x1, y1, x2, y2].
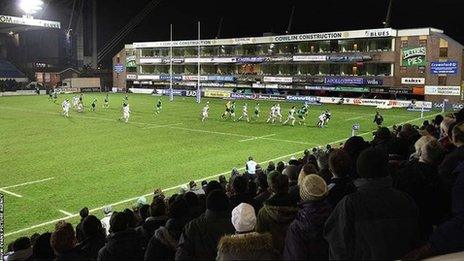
[19, 0, 44, 15]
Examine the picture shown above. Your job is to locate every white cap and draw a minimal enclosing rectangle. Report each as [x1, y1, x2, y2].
[231, 203, 256, 232]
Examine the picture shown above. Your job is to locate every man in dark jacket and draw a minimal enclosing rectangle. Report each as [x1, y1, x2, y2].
[51, 221, 87, 261]
[254, 172, 271, 211]
[175, 190, 235, 260]
[76, 207, 89, 243]
[136, 196, 168, 246]
[98, 211, 145, 261]
[228, 175, 257, 210]
[256, 173, 298, 254]
[284, 174, 332, 260]
[324, 148, 422, 260]
[327, 149, 356, 207]
[78, 215, 106, 260]
[283, 165, 301, 203]
[439, 122, 464, 195]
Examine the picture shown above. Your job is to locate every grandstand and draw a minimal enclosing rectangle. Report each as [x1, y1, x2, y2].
[0, 57, 27, 82]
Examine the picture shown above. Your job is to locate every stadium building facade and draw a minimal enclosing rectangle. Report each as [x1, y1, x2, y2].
[113, 27, 464, 103]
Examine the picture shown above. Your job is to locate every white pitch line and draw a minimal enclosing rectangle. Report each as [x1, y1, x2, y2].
[0, 189, 23, 198]
[1, 177, 55, 190]
[239, 134, 276, 142]
[143, 123, 183, 129]
[171, 126, 252, 138]
[4, 109, 442, 238]
[58, 209, 74, 217]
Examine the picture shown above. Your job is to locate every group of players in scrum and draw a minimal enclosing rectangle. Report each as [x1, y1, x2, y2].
[202, 100, 332, 127]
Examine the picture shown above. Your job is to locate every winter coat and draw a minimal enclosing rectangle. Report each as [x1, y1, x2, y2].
[429, 162, 464, 255]
[256, 193, 298, 254]
[324, 176, 422, 260]
[175, 210, 235, 260]
[97, 229, 145, 261]
[254, 190, 271, 211]
[216, 232, 276, 260]
[77, 234, 106, 260]
[327, 177, 356, 207]
[439, 146, 464, 194]
[144, 226, 177, 261]
[136, 215, 168, 246]
[283, 200, 332, 260]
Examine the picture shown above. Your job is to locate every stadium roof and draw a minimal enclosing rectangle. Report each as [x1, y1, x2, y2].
[0, 14, 61, 33]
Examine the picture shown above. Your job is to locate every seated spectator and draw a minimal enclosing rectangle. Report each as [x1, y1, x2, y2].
[343, 136, 370, 178]
[439, 117, 457, 152]
[297, 163, 318, 186]
[217, 203, 276, 260]
[76, 207, 89, 243]
[439, 122, 464, 195]
[32, 232, 54, 260]
[256, 172, 298, 254]
[404, 161, 464, 260]
[100, 206, 113, 236]
[51, 221, 85, 260]
[283, 165, 301, 203]
[145, 197, 189, 261]
[284, 174, 332, 260]
[78, 215, 106, 260]
[176, 190, 235, 260]
[229, 175, 257, 210]
[266, 161, 276, 174]
[324, 148, 421, 260]
[183, 192, 203, 219]
[327, 149, 356, 207]
[254, 172, 271, 211]
[136, 196, 168, 244]
[98, 211, 145, 261]
[315, 151, 332, 183]
[188, 181, 205, 195]
[276, 161, 285, 173]
[7, 237, 33, 261]
[218, 175, 228, 191]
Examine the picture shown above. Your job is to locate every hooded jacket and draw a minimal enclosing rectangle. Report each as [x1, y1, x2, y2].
[216, 232, 276, 260]
[144, 217, 186, 261]
[97, 229, 145, 261]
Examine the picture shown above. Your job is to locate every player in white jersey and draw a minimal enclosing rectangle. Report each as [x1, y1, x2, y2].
[283, 106, 296, 126]
[61, 99, 70, 117]
[201, 102, 209, 122]
[318, 112, 327, 128]
[122, 103, 131, 123]
[237, 103, 250, 122]
[72, 96, 79, 109]
[324, 110, 332, 125]
[266, 105, 277, 124]
[275, 103, 283, 122]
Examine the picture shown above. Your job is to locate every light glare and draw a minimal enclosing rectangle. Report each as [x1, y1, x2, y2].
[19, 0, 44, 15]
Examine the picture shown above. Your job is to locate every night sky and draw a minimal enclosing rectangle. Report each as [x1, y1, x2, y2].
[2, 0, 464, 63]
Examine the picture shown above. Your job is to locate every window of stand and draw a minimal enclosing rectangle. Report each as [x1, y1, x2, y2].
[439, 47, 448, 58]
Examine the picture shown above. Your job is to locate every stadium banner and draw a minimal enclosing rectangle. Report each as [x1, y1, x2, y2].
[159, 75, 182, 81]
[230, 93, 255, 99]
[430, 61, 459, 74]
[237, 57, 268, 63]
[114, 64, 124, 73]
[304, 86, 336, 91]
[293, 55, 327, 62]
[402, 47, 426, 67]
[286, 95, 320, 103]
[0, 15, 61, 29]
[80, 87, 101, 92]
[401, 77, 425, 85]
[129, 88, 155, 94]
[182, 75, 208, 81]
[154, 89, 185, 96]
[0, 90, 38, 96]
[125, 56, 137, 68]
[269, 57, 293, 62]
[126, 74, 137, 80]
[424, 85, 461, 96]
[256, 94, 286, 101]
[433, 102, 464, 111]
[137, 75, 160, 80]
[327, 55, 369, 62]
[319, 97, 432, 109]
[204, 89, 231, 98]
[207, 75, 236, 82]
[139, 58, 163, 64]
[324, 77, 383, 85]
[263, 76, 293, 83]
[333, 86, 370, 92]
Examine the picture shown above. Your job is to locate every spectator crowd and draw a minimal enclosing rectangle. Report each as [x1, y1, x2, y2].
[4, 111, 464, 260]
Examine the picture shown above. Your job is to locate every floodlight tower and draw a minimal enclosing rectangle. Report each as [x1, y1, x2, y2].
[18, 0, 44, 18]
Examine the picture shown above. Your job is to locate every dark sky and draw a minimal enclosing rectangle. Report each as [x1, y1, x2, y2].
[3, 0, 464, 63]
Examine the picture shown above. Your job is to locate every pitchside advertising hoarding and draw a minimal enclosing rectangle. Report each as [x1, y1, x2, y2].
[430, 61, 459, 74]
[402, 47, 427, 67]
[324, 77, 383, 86]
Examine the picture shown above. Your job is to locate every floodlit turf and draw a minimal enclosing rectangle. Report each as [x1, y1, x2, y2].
[0, 93, 439, 243]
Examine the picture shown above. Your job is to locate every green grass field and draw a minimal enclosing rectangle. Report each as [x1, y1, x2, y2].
[0, 93, 439, 244]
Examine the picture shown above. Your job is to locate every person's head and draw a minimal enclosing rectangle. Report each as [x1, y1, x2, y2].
[123, 208, 137, 228]
[139, 204, 150, 221]
[79, 207, 89, 220]
[316, 152, 329, 171]
[248, 156, 253, 161]
[374, 127, 391, 141]
[150, 196, 167, 217]
[50, 221, 76, 255]
[270, 172, 289, 194]
[32, 233, 54, 260]
[420, 139, 447, 165]
[168, 197, 188, 219]
[109, 211, 128, 233]
[452, 122, 464, 147]
[414, 135, 437, 158]
[82, 215, 105, 238]
[206, 190, 230, 212]
[102, 205, 113, 216]
[329, 149, 353, 178]
[300, 174, 328, 202]
[343, 136, 369, 161]
[189, 180, 197, 189]
[298, 163, 318, 186]
[267, 161, 275, 171]
[231, 203, 256, 233]
[276, 161, 286, 173]
[434, 115, 444, 127]
[12, 237, 31, 252]
[30, 233, 40, 246]
[219, 175, 227, 184]
[440, 117, 456, 138]
[231, 168, 240, 177]
[282, 165, 299, 183]
[356, 148, 389, 178]
[232, 175, 248, 195]
[256, 172, 269, 190]
[205, 180, 224, 195]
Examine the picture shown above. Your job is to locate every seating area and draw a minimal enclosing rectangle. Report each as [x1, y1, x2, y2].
[4, 111, 464, 261]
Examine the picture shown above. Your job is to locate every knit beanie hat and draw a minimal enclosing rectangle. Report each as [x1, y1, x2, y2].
[231, 203, 256, 233]
[300, 174, 327, 202]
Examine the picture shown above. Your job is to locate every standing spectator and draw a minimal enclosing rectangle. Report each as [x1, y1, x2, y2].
[229, 175, 257, 210]
[298, 163, 318, 186]
[256, 173, 298, 254]
[343, 136, 370, 178]
[188, 181, 205, 195]
[76, 207, 89, 243]
[283, 165, 301, 203]
[246, 156, 257, 175]
[276, 161, 286, 173]
[137, 196, 168, 245]
[324, 148, 421, 260]
[316, 152, 331, 183]
[176, 190, 235, 260]
[78, 215, 106, 260]
[327, 149, 356, 207]
[266, 161, 276, 174]
[439, 117, 457, 152]
[100, 206, 113, 236]
[218, 175, 228, 191]
[145, 197, 189, 261]
[98, 211, 145, 261]
[283, 174, 332, 260]
[51, 221, 85, 260]
[217, 203, 276, 260]
[7, 237, 33, 261]
[254, 172, 271, 211]
[439, 122, 464, 194]
[32, 232, 54, 260]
